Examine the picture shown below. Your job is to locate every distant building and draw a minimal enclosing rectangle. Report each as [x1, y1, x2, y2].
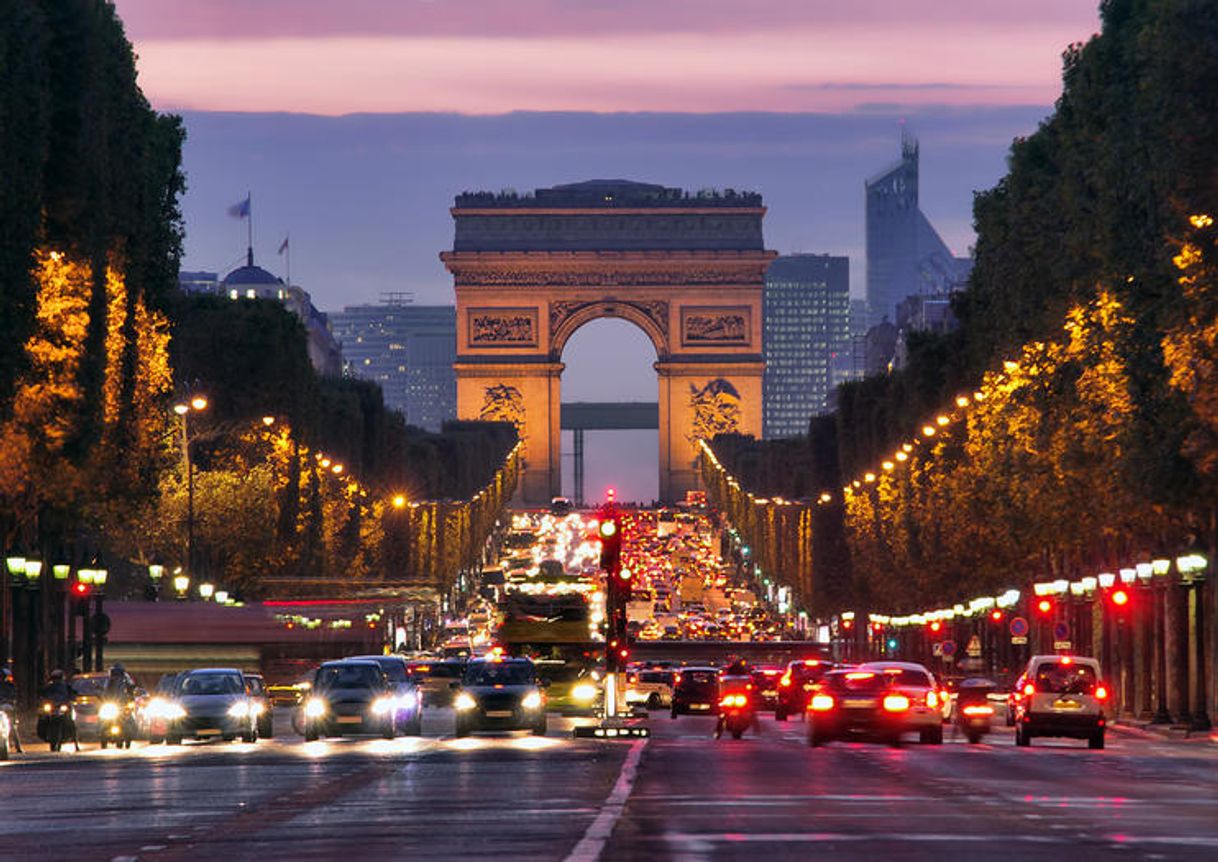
[864, 319, 899, 377]
[865, 132, 972, 328]
[328, 300, 457, 431]
[763, 254, 850, 438]
[178, 271, 220, 295]
[209, 250, 343, 377]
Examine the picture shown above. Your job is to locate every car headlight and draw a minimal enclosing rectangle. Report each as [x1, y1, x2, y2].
[228, 701, 250, 718]
[521, 691, 543, 710]
[572, 683, 597, 702]
[454, 692, 477, 711]
[165, 703, 186, 721]
[304, 697, 327, 719]
[371, 697, 392, 716]
[98, 702, 120, 721]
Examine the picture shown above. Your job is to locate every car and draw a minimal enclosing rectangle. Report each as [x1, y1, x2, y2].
[453, 657, 547, 736]
[535, 661, 601, 716]
[145, 672, 183, 743]
[164, 668, 259, 744]
[347, 654, 423, 735]
[627, 669, 676, 710]
[807, 663, 945, 746]
[409, 660, 467, 706]
[750, 666, 785, 710]
[301, 660, 399, 741]
[243, 673, 274, 739]
[670, 667, 720, 717]
[66, 672, 111, 741]
[1013, 655, 1108, 749]
[774, 659, 836, 720]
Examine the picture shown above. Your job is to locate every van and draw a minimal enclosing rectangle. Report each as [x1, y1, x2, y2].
[1013, 654, 1108, 749]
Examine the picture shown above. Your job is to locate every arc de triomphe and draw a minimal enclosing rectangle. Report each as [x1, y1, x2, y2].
[441, 179, 775, 504]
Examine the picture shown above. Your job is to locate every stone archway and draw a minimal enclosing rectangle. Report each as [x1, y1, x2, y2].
[442, 179, 775, 504]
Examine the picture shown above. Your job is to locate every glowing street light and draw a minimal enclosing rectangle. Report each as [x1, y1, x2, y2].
[173, 573, 190, 598]
[198, 582, 215, 600]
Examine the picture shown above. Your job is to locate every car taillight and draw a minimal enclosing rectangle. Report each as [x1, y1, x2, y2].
[673, 674, 681, 685]
[926, 691, 939, 709]
[1023, 683, 1035, 697]
[720, 694, 747, 708]
[1095, 685, 1108, 701]
[961, 705, 994, 717]
[809, 694, 835, 711]
[779, 674, 792, 687]
[883, 694, 911, 712]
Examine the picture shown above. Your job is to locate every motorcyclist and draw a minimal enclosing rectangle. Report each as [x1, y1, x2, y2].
[39, 669, 80, 749]
[104, 663, 135, 703]
[716, 658, 757, 738]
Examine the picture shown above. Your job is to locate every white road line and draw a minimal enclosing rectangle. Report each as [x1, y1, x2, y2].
[563, 738, 647, 862]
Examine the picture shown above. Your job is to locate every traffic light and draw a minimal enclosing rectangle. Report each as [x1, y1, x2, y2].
[599, 514, 621, 574]
[928, 620, 943, 634]
[990, 610, 1004, 624]
[871, 622, 883, 635]
[1110, 589, 1130, 608]
[71, 581, 91, 599]
[1036, 598, 1053, 615]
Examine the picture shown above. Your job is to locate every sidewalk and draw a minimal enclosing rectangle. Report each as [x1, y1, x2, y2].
[1111, 717, 1218, 744]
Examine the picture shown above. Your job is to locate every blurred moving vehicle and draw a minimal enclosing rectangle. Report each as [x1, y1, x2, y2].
[454, 657, 547, 737]
[775, 659, 836, 720]
[348, 654, 422, 735]
[302, 660, 399, 741]
[165, 668, 259, 744]
[954, 678, 997, 744]
[535, 661, 600, 716]
[410, 660, 466, 706]
[670, 667, 720, 717]
[626, 669, 676, 710]
[243, 673, 274, 739]
[807, 662, 945, 746]
[1013, 655, 1108, 749]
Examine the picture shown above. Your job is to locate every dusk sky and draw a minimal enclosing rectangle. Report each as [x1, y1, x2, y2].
[113, 0, 1103, 502]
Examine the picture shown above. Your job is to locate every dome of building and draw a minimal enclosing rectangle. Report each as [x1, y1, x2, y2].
[223, 249, 282, 287]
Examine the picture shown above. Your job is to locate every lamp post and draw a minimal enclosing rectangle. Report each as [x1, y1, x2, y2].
[3, 554, 24, 669]
[1150, 558, 1173, 724]
[92, 567, 108, 670]
[1177, 554, 1210, 731]
[174, 394, 208, 588]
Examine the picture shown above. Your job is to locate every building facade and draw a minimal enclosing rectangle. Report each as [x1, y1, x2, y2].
[865, 133, 972, 328]
[762, 254, 850, 438]
[328, 301, 457, 431]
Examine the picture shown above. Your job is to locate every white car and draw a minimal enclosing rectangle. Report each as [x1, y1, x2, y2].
[1014, 655, 1108, 749]
[626, 669, 675, 709]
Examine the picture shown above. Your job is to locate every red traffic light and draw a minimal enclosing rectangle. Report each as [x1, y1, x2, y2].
[72, 581, 91, 598]
[841, 619, 853, 630]
[929, 620, 942, 633]
[990, 610, 1004, 623]
[1037, 598, 1053, 615]
[871, 622, 883, 633]
[1111, 589, 1130, 607]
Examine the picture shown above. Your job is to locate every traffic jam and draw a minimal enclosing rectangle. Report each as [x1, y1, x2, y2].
[2, 501, 1112, 759]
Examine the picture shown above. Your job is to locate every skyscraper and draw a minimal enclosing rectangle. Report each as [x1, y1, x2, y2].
[328, 300, 457, 431]
[865, 133, 972, 328]
[763, 254, 850, 438]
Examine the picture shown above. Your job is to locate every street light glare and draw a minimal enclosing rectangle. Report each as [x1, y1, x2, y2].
[190, 395, 208, 411]
[392, 494, 407, 509]
[173, 403, 189, 415]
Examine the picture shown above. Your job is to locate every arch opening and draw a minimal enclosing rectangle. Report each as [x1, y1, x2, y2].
[560, 316, 658, 505]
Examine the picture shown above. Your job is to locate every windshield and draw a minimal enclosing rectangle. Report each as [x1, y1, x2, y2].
[678, 671, 718, 690]
[1035, 662, 1099, 694]
[180, 673, 243, 696]
[71, 676, 109, 696]
[316, 664, 384, 690]
[464, 662, 535, 686]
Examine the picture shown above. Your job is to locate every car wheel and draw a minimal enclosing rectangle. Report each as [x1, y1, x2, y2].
[150, 734, 164, 745]
[0, 738, 7, 761]
[383, 721, 396, 740]
[1088, 731, 1105, 750]
[886, 732, 903, 747]
[647, 693, 661, 710]
[406, 717, 423, 737]
[921, 726, 943, 745]
[730, 727, 744, 740]
[532, 720, 547, 736]
[167, 734, 182, 746]
[243, 727, 257, 743]
[774, 706, 787, 722]
[670, 710, 678, 720]
[455, 721, 469, 738]
[304, 727, 319, 742]
[259, 716, 273, 739]
[966, 731, 982, 744]
[1015, 725, 1030, 747]
[100, 738, 108, 750]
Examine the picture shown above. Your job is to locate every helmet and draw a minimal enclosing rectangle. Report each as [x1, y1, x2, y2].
[50, 669, 65, 681]
[109, 663, 126, 676]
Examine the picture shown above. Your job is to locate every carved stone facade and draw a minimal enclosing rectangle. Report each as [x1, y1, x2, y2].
[444, 180, 775, 503]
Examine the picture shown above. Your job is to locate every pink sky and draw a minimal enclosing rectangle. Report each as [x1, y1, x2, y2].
[115, 0, 1102, 114]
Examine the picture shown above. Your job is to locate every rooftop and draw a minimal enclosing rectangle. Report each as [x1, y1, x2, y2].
[454, 178, 762, 209]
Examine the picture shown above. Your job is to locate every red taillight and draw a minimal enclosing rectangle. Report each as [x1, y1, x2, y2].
[809, 694, 834, 712]
[1023, 683, 1035, 697]
[673, 674, 682, 685]
[1095, 685, 1108, 701]
[720, 694, 747, 708]
[961, 705, 994, 717]
[882, 694, 910, 712]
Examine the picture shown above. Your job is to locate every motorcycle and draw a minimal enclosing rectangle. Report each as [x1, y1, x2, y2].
[955, 678, 996, 744]
[716, 692, 755, 740]
[98, 700, 136, 749]
[39, 699, 78, 753]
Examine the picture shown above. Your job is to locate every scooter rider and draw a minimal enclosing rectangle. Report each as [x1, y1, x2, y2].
[716, 657, 756, 738]
[40, 669, 80, 749]
[104, 663, 134, 703]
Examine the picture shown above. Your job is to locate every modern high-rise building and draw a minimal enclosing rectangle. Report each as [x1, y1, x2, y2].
[328, 300, 457, 431]
[763, 254, 850, 438]
[865, 132, 972, 328]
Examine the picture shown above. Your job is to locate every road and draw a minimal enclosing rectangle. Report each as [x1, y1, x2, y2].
[2, 712, 1216, 861]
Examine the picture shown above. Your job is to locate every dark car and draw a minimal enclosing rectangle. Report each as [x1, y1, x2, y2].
[750, 666, 785, 711]
[670, 667, 720, 717]
[243, 673, 273, 739]
[775, 659, 836, 720]
[410, 660, 466, 706]
[302, 660, 398, 741]
[348, 654, 422, 735]
[165, 668, 258, 744]
[453, 658, 547, 737]
[67, 672, 111, 741]
[807, 665, 945, 746]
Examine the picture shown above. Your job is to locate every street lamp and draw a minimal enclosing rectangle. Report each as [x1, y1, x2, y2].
[1176, 554, 1210, 731]
[173, 573, 190, 599]
[174, 393, 208, 586]
[198, 582, 215, 601]
[1150, 557, 1173, 724]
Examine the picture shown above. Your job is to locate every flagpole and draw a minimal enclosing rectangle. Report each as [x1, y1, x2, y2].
[286, 233, 291, 289]
[247, 189, 253, 258]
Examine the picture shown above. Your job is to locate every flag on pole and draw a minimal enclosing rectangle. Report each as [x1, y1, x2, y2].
[278, 235, 290, 255]
[227, 195, 251, 219]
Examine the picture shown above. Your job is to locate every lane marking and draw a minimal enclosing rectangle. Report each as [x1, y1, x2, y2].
[563, 738, 647, 862]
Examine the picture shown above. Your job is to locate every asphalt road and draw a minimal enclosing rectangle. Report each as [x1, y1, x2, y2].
[2, 710, 1216, 862]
